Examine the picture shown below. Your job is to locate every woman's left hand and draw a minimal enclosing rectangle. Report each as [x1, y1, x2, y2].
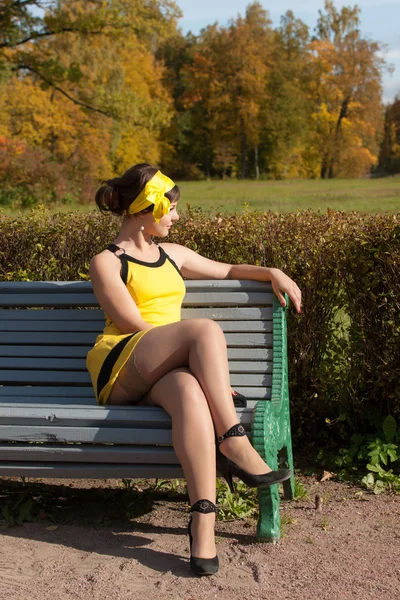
[268, 268, 302, 314]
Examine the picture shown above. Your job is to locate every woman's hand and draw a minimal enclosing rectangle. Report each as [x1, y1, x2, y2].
[268, 268, 302, 314]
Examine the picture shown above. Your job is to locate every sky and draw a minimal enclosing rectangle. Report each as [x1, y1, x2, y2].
[174, 0, 400, 104]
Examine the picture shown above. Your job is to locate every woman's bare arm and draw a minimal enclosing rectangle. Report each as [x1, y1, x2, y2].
[89, 252, 154, 333]
[161, 243, 302, 313]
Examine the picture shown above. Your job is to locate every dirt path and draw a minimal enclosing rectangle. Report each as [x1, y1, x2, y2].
[0, 477, 399, 600]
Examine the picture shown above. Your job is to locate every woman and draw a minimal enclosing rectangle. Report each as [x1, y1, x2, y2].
[87, 163, 302, 576]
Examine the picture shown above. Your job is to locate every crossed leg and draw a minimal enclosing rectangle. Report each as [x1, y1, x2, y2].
[110, 319, 270, 474]
[108, 319, 272, 557]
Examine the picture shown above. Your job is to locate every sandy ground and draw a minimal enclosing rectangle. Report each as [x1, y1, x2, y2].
[0, 476, 399, 600]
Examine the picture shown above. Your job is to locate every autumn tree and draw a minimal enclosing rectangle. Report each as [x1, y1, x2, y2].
[157, 29, 215, 177]
[0, 0, 181, 113]
[310, 1, 385, 178]
[163, 2, 273, 178]
[210, 2, 273, 178]
[0, 0, 180, 203]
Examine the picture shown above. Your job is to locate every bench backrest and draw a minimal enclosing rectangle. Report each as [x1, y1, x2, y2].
[0, 280, 276, 410]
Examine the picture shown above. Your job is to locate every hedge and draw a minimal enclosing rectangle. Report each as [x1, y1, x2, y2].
[1, 206, 399, 453]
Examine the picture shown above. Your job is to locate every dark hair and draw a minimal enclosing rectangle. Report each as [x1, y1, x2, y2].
[95, 163, 180, 216]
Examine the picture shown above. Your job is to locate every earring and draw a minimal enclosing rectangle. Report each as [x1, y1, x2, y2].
[140, 226, 144, 231]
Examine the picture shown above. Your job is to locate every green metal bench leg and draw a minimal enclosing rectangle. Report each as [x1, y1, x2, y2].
[255, 443, 281, 542]
[256, 480, 281, 542]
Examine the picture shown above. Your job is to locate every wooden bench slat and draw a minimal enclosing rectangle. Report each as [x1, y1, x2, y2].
[0, 424, 252, 444]
[0, 346, 272, 361]
[0, 292, 272, 308]
[0, 309, 102, 321]
[0, 332, 273, 346]
[0, 387, 270, 401]
[0, 332, 96, 344]
[1, 319, 273, 333]
[2, 321, 105, 333]
[0, 397, 97, 405]
[0, 405, 173, 426]
[0, 370, 271, 386]
[0, 294, 98, 307]
[0, 407, 253, 429]
[0, 463, 186, 478]
[0, 386, 94, 397]
[0, 280, 273, 293]
[0, 307, 273, 321]
[0, 357, 271, 373]
[0, 425, 175, 443]
[0, 444, 181, 464]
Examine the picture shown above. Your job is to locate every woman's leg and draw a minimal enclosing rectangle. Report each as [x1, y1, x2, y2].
[145, 367, 217, 559]
[111, 319, 270, 475]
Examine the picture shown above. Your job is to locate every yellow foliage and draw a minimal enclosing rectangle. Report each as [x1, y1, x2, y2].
[336, 146, 377, 178]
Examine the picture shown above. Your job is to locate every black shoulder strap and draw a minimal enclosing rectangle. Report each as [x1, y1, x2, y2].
[105, 244, 128, 285]
[160, 244, 184, 280]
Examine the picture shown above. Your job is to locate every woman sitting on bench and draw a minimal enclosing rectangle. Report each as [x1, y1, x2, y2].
[86, 163, 302, 576]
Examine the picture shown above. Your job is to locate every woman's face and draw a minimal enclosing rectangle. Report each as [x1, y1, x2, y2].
[142, 201, 179, 237]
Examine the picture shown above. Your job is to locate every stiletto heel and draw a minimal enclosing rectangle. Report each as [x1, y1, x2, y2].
[216, 423, 292, 490]
[217, 467, 234, 493]
[225, 472, 234, 494]
[188, 499, 219, 576]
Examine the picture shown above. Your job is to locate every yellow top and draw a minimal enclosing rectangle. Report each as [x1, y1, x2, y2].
[103, 244, 185, 334]
[86, 244, 185, 405]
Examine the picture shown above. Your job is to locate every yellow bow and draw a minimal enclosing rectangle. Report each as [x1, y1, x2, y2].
[126, 170, 175, 222]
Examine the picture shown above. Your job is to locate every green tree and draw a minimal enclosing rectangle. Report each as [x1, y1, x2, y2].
[379, 97, 400, 174]
[261, 11, 313, 178]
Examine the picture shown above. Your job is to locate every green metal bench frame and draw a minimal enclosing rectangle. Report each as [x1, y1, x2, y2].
[0, 280, 294, 541]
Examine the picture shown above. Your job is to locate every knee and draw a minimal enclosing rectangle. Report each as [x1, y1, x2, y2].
[186, 318, 224, 341]
[175, 369, 206, 404]
[166, 369, 209, 415]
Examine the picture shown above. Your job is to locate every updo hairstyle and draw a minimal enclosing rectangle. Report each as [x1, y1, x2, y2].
[95, 163, 180, 216]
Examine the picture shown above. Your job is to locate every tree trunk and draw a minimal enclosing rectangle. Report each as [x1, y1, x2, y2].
[254, 145, 260, 179]
[329, 97, 350, 178]
[205, 141, 211, 179]
[240, 119, 247, 178]
[50, 89, 56, 159]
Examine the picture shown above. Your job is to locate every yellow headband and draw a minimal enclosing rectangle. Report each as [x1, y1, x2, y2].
[125, 170, 175, 222]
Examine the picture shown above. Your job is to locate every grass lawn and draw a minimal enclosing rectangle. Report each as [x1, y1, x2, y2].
[1, 177, 399, 215]
[177, 177, 400, 214]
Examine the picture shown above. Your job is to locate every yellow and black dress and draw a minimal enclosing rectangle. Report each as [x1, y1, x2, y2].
[86, 243, 186, 405]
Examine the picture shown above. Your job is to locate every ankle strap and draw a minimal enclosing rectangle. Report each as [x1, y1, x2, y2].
[191, 499, 217, 514]
[217, 423, 246, 444]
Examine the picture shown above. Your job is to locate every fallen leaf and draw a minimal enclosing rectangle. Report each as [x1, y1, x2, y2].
[46, 525, 59, 531]
[321, 470, 336, 482]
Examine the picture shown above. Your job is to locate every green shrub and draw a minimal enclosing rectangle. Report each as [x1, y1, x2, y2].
[0, 207, 399, 453]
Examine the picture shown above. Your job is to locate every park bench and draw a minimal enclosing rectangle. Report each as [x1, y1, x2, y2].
[0, 279, 294, 541]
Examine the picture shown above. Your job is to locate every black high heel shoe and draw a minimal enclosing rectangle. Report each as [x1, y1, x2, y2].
[216, 423, 292, 493]
[188, 499, 219, 576]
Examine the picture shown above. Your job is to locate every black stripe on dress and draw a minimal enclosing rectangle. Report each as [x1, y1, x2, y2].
[166, 255, 184, 280]
[96, 333, 137, 399]
[158, 245, 184, 280]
